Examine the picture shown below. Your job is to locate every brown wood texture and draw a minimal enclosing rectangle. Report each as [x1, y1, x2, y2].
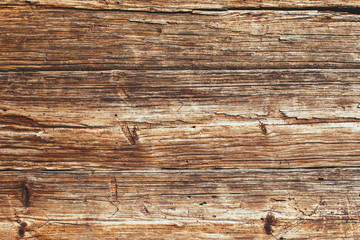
[13, 0, 360, 11]
[1, 70, 360, 170]
[0, 6, 360, 71]
[1, 1, 360, 239]
[1, 168, 360, 239]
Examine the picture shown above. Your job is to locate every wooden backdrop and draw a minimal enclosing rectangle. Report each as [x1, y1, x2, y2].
[1, 0, 360, 239]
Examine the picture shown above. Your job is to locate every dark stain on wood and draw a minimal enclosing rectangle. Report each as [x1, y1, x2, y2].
[21, 181, 31, 208]
[259, 121, 267, 135]
[18, 227, 25, 237]
[264, 212, 277, 235]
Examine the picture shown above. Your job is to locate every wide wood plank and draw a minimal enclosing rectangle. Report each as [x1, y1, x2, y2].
[1, 168, 359, 239]
[19, 0, 360, 11]
[1, 70, 360, 170]
[1, 6, 360, 71]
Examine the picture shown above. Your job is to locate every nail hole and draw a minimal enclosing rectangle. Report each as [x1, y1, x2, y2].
[18, 228, 25, 237]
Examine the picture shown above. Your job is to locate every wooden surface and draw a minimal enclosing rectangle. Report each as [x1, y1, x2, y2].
[1, 6, 360, 71]
[1, 168, 360, 239]
[1, 1, 360, 239]
[10, 0, 360, 11]
[1, 70, 360, 170]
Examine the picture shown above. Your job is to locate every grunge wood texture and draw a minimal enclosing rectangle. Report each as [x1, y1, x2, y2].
[0, 1, 360, 239]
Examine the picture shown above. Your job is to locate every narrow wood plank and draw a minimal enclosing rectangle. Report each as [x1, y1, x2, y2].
[1, 70, 360, 170]
[1, 6, 360, 71]
[1, 168, 359, 239]
[20, 0, 360, 11]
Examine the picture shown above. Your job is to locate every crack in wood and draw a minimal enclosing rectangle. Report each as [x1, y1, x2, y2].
[259, 121, 268, 135]
[140, 204, 150, 215]
[279, 110, 360, 122]
[108, 199, 119, 218]
[0, 114, 108, 129]
[121, 125, 139, 145]
[21, 181, 30, 208]
[111, 177, 118, 201]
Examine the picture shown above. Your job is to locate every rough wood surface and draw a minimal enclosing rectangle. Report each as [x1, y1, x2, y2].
[1, 168, 359, 239]
[16, 0, 360, 11]
[1, 0, 360, 238]
[1, 70, 360, 170]
[1, 6, 360, 71]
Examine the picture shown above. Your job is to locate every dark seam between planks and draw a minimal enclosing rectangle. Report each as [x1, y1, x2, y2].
[3, 66, 360, 73]
[0, 165, 359, 173]
[22, 1, 360, 15]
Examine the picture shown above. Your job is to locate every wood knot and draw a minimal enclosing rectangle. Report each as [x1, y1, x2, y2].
[263, 212, 277, 235]
[18, 227, 25, 237]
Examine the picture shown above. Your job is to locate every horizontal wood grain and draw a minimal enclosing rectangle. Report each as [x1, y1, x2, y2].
[1, 70, 360, 170]
[1, 6, 360, 71]
[18, 0, 360, 11]
[0, 168, 359, 239]
[1, 0, 359, 238]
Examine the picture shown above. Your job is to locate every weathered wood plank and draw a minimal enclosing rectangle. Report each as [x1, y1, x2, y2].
[1, 6, 360, 71]
[1, 1, 358, 239]
[19, 0, 360, 11]
[1, 70, 360, 170]
[0, 168, 359, 239]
